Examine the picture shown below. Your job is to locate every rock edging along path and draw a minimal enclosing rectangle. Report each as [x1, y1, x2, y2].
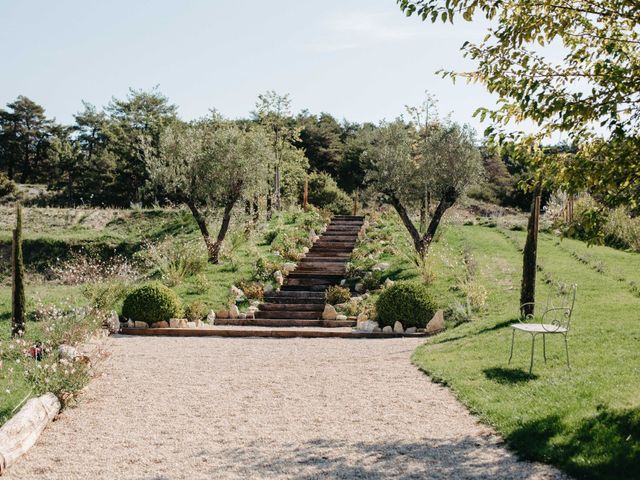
[6, 336, 567, 479]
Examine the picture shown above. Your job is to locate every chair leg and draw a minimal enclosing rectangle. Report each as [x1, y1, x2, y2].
[508, 329, 515, 364]
[542, 334, 547, 363]
[564, 335, 571, 370]
[529, 334, 536, 374]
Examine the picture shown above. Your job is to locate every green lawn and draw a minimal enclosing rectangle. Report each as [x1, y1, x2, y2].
[409, 224, 640, 480]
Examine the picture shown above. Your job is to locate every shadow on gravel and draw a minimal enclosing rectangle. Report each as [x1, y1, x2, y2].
[205, 437, 558, 480]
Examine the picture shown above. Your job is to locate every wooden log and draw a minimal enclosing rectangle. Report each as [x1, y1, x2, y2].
[0, 393, 60, 475]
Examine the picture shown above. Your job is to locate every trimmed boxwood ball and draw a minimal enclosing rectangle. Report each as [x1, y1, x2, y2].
[375, 281, 436, 329]
[121, 283, 183, 324]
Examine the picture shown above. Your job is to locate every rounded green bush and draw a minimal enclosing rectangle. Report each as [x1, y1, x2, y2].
[121, 283, 183, 324]
[375, 281, 436, 328]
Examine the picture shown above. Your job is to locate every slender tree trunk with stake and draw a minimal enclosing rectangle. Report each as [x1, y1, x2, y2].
[11, 202, 26, 337]
[520, 185, 542, 317]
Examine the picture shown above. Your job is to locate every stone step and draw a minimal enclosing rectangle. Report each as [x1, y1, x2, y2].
[281, 285, 330, 292]
[285, 278, 335, 287]
[265, 290, 325, 298]
[213, 318, 355, 328]
[262, 296, 325, 304]
[299, 256, 350, 263]
[255, 310, 321, 319]
[259, 303, 324, 311]
[287, 272, 344, 279]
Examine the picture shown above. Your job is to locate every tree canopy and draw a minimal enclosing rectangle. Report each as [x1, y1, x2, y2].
[399, 0, 640, 208]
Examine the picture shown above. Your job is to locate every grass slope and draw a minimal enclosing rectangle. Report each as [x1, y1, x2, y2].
[411, 224, 640, 480]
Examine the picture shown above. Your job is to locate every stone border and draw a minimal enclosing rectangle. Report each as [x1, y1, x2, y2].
[0, 393, 60, 475]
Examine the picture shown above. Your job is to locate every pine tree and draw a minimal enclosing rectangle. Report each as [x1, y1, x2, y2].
[11, 202, 26, 337]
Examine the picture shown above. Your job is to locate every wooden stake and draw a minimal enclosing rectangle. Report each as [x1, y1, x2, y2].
[303, 175, 309, 211]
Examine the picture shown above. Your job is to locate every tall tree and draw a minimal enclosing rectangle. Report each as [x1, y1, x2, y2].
[0, 96, 55, 183]
[365, 119, 481, 257]
[254, 91, 302, 212]
[398, 0, 640, 209]
[148, 118, 272, 263]
[106, 88, 178, 205]
[296, 111, 344, 177]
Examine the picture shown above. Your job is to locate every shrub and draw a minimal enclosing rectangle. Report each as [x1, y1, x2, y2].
[139, 239, 207, 286]
[252, 256, 282, 282]
[375, 281, 437, 329]
[237, 281, 264, 300]
[325, 285, 351, 305]
[305, 172, 352, 215]
[121, 283, 183, 324]
[362, 271, 384, 291]
[82, 280, 130, 310]
[0, 172, 17, 198]
[189, 273, 211, 294]
[184, 300, 207, 322]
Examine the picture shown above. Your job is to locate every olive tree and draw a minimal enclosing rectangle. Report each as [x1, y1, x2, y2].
[148, 119, 272, 263]
[365, 119, 481, 257]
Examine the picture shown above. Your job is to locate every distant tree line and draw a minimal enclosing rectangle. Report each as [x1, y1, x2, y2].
[0, 89, 527, 209]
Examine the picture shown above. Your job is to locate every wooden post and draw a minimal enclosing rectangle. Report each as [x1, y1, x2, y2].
[353, 189, 359, 216]
[303, 175, 309, 212]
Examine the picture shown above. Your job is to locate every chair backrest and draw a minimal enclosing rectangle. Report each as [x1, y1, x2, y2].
[544, 283, 577, 331]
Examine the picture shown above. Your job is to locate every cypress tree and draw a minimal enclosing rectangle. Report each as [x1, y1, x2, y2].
[11, 202, 26, 337]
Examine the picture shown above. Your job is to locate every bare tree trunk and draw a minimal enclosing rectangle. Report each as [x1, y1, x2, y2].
[419, 192, 427, 234]
[266, 193, 273, 220]
[520, 187, 542, 316]
[252, 199, 260, 223]
[185, 200, 218, 264]
[274, 164, 281, 210]
[209, 200, 236, 264]
[389, 188, 458, 259]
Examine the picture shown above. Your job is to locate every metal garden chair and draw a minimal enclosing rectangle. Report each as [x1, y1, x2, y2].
[508, 284, 577, 374]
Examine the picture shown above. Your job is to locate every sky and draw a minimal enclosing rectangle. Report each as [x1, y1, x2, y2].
[0, 0, 498, 132]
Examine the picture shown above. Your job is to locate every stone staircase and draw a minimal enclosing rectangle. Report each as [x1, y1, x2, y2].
[217, 215, 365, 328]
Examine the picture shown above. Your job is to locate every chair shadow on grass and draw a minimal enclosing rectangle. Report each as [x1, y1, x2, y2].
[483, 367, 538, 383]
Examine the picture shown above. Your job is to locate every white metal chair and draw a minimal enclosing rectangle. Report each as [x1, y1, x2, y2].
[509, 284, 577, 374]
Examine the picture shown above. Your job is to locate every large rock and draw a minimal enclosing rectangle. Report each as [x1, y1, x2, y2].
[357, 320, 379, 333]
[105, 310, 120, 334]
[230, 285, 245, 302]
[134, 321, 148, 329]
[126, 319, 134, 328]
[426, 309, 445, 334]
[302, 246, 309, 254]
[229, 305, 240, 319]
[354, 283, 365, 293]
[169, 318, 188, 328]
[406, 327, 417, 334]
[150, 321, 169, 328]
[382, 326, 393, 333]
[393, 321, 404, 334]
[336, 314, 347, 321]
[187, 321, 197, 328]
[239, 313, 247, 320]
[263, 284, 274, 294]
[207, 310, 216, 324]
[283, 262, 297, 273]
[58, 344, 79, 361]
[216, 310, 229, 319]
[322, 304, 337, 320]
[373, 262, 391, 272]
[384, 278, 395, 288]
[274, 270, 284, 287]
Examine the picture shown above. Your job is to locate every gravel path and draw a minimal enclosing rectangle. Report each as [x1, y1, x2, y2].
[7, 336, 566, 479]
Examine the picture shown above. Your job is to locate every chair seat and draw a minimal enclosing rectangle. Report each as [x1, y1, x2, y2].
[511, 323, 567, 334]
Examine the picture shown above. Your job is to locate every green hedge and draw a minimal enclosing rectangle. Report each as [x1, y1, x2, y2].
[121, 283, 183, 324]
[375, 281, 436, 328]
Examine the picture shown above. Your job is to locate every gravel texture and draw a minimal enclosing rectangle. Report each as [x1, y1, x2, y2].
[7, 336, 567, 479]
